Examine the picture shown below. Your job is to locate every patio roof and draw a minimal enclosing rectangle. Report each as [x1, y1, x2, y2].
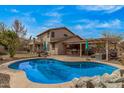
[63, 37, 119, 45]
[50, 36, 83, 43]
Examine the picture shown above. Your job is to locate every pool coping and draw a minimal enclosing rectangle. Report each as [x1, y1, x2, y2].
[1, 57, 124, 88]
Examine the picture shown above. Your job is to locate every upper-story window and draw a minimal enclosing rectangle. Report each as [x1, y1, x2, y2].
[51, 32, 55, 38]
[64, 34, 68, 37]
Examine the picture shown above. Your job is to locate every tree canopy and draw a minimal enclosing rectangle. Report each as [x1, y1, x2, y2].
[0, 20, 27, 57]
[0, 28, 20, 57]
[102, 31, 124, 41]
[12, 19, 27, 38]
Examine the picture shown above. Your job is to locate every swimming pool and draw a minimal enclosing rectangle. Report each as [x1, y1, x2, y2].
[8, 58, 118, 84]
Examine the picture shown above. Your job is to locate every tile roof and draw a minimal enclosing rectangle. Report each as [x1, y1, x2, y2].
[37, 27, 83, 40]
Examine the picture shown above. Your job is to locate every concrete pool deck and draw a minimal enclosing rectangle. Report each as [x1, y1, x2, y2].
[1, 55, 124, 88]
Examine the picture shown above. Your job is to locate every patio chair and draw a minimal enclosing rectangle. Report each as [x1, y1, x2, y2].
[37, 50, 42, 57]
[42, 51, 48, 58]
[109, 49, 118, 59]
[36, 50, 48, 57]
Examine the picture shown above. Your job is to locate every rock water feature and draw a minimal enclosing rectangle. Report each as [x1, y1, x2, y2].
[72, 69, 124, 88]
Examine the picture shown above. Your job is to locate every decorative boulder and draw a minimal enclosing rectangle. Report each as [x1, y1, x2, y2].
[90, 76, 106, 88]
[86, 80, 95, 88]
[108, 69, 121, 83]
[101, 73, 110, 83]
[78, 77, 91, 82]
[101, 69, 123, 88]
[74, 77, 90, 88]
[75, 80, 87, 88]
[72, 69, 123, 88]
[72, 78, 79, 85]
[103, 82, 122, 88]
[114, 78, 124, 83]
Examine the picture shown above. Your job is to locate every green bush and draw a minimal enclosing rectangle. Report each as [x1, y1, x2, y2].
[0, 30, 20, 57]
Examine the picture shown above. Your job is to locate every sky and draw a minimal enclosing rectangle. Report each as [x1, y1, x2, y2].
[0, 5, 124, 39]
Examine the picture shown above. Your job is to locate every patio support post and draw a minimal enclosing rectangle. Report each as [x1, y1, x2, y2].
[106, 39, 109, 61]
[80, 42, 82, 57]
[33, 38, 35, 52]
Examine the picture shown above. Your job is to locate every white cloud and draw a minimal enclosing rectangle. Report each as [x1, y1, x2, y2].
[10, 9, 19, 13]
[17, 12, 36, 24]
[23, 12, 32, 16]
[44, 12, 61, 17]
[71, 19, 123, 38]
[74, 24, 83, 30]
[12, 16, 36, 25]
[73, 19, 122, 31]
[77, 5, 124, 13]
[40, 18, 64, 31]
[97, 19, 121, 28]
[52, 6, 64, 11]
[39, 6, 65, 32]
[43, 6, 64, 18]
[37, 17, 64, 34]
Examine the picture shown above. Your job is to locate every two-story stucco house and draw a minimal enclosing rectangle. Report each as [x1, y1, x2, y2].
[35, 27, 83, 55]
[29, 27, 119, 58]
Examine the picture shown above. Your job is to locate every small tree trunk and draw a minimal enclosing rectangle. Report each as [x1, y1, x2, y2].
[8, 48, 16, 58]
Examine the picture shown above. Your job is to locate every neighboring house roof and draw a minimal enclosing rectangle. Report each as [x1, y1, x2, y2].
[37, 27, 83, 40]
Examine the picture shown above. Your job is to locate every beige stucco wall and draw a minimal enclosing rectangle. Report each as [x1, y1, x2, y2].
[37, 28, 82, 55]
[49, 44, 58, 55]
[49, 30, 82, 55]
[56, 43, 65, 55]
[49, 43, 65, 55]
[37, 29, 74, 41]
[50, 29, 74, 41]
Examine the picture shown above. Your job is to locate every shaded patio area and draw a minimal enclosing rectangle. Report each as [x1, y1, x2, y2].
[62, 37, 120, 61]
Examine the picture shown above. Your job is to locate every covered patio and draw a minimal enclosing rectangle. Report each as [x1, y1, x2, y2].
[28, 38, 42, 52]
[63, 38, 119, 61]
[63, 41, 85, 56]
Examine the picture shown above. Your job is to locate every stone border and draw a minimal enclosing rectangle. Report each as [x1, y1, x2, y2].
[0, 57, 124, 88]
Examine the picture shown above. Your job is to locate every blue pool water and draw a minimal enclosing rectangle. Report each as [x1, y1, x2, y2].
[8, 58, 118, 84]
